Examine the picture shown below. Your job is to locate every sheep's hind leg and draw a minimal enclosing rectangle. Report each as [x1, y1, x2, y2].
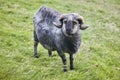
[48, 50, 52, 57]
[34, 31, 39, 58]
[34, 41, 39, 58]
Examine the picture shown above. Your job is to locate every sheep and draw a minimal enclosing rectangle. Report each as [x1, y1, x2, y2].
[33, 6, 89, 72]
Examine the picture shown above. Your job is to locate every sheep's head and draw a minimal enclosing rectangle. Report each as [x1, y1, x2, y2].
[53, 13, 89, 36]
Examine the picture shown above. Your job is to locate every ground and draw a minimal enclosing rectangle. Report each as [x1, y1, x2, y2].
[0, 0, 120, 80]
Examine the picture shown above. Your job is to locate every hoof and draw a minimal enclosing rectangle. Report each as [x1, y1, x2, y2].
[70, 67, 74, 70]
[34, 55, 39, 58]
[49, 55, 53, 57]
[63, 68, 68, 72]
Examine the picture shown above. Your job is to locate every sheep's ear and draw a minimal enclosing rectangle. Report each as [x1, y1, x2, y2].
[80, 24, 89, 30]
[53, 21, 62, 28]
[53, 14, 65, 28]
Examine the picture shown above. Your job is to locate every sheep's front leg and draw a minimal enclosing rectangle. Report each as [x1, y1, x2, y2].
[70, 54, 74, 70]
[57, 51, 67, 72]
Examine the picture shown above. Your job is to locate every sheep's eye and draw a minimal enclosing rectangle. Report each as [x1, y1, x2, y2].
[73, 21, 77, 25]
[64, 20, 67, 23]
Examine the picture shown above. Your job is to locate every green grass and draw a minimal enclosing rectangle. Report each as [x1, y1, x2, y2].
[0, 0, 120, 80]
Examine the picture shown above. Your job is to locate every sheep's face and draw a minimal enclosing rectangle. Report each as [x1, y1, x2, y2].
[62, 15, 80, 36]
[53, 13, 89, 36]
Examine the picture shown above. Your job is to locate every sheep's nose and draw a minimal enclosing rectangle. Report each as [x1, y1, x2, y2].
[66, 29, 70, 32]
[66, 29, 72, 34]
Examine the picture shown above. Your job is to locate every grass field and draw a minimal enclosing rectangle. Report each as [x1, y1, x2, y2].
[0, 0, 120, 80]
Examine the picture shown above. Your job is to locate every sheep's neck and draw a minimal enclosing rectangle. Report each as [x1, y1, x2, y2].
[62, 32, 81, 53]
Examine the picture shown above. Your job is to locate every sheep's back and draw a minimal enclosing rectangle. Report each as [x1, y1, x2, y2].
[33, 6, 61, 26]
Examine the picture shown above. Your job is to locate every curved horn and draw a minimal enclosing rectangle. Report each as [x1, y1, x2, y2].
[59, 14, 66, 21]
[74, 13, 89, 30]
[53, 14, 66, 28]
[77, 15, 84, 24]
[72, 13, 84, 23]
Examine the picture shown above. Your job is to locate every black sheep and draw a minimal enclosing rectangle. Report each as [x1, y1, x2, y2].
[33, 6, 89, 72]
